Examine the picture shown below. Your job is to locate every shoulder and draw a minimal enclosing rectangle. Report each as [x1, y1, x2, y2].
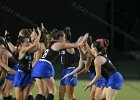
[51, 42, 63, 50]
[94, 55, 106, 65]
[52, 42, 61, 46]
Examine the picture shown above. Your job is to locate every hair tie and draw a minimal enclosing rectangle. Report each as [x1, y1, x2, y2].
[96, 38, 105, 48]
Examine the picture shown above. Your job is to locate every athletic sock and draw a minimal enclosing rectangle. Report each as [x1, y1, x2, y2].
[3, 97, 8, 100]
[46, 93, 54, 100]
[35, 94, 44, 100]
[28, 95, 34, 100]
[43, 96, 46, 100]
[7, 95, 13, 100]
[12, 97, 16, 100]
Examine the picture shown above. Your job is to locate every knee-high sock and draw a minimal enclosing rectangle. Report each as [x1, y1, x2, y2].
[46, 93, 54, 100]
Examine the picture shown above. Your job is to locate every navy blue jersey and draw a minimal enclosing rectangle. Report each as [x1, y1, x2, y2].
[8, 56, 18, 68]
[95, 54, 117, 79]
[41, 41, 59, 62]
[18, 52, 33, 72]
[60, 49, 76, 69]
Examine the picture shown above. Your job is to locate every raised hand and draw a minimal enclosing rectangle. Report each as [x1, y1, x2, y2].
[41, 23, 45, 29]
[76, 36, 83, 43]
[76, 33, 89, 46]
[37, 27, 41, 36]
[82, 33, 89, 42]
[4, 30, 11, 42]
[5, 30, 9, 36]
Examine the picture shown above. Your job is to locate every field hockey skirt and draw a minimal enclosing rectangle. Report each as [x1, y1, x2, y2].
[32, 59, 55, 79]
[106, 72, 124, 90]
[60, 67, 78, 86]
[13, 69, 32, 89]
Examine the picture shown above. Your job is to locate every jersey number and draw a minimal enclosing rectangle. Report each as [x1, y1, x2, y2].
[42, 49, 49, 58]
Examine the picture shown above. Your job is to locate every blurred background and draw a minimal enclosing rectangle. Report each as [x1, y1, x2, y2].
[0, 0, 140, 99]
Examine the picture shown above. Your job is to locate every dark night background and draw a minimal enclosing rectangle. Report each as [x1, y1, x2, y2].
[0, 0, 140, 79]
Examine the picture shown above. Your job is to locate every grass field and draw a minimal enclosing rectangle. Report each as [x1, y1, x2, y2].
[31, 80, 140, 100]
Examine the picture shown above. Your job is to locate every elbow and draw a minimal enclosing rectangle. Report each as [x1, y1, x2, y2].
[96, 74, 101, 78]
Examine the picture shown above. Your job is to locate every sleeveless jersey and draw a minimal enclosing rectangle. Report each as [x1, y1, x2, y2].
[95, 54, 117, 79]
[8, 56, 18, 68]
[60, 49, 76, 69]
[18, 52, 33, 72]
[41, 41, 59, 62]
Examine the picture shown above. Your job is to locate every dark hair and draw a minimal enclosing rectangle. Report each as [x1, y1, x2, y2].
[87, 35, 92, 47]
[93, 38, 109, 55]
[19, 29, 31, 38]
[50, 29, 64, 40]
[40, 28, 47, 43]
[17, 36, 29, 46]
[43, 34, 52, 47]
[0, 37, 5, 45]
[104, 39, 109, 49]
[63, 27, 71, 41]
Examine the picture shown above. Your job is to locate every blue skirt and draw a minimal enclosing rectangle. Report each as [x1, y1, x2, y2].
[106, 72, 124, 90]
[6, 65, 18, 81]
[90, 71, 106, 88]
[32, 59, 55, 79]
[13, 70, 32, 89]
[61, 67, 77, 86]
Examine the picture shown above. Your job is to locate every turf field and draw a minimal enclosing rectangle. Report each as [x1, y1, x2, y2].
[31, 80, 140, 100]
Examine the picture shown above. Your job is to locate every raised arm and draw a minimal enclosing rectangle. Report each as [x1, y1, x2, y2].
[61, 47, 84, 79]
[21, 27, 41, 53]
[56, 33, 89, 50]
[5, 30, 17, 53]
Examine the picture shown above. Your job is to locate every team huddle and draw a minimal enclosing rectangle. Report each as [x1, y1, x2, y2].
[0, 24, 123, 100]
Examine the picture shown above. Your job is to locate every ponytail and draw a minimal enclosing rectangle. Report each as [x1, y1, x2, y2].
[93, 38, 109, 55]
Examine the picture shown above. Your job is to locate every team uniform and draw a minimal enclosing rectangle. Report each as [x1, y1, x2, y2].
[96, 54, 123, 90]
[32, 41, 58, 79]
[60, 49, 77, 86]
[13, 52, 33, 89]
[83, 52, 106, 87]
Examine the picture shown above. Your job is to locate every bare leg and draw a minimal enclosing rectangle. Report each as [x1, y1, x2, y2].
[28, 82, 35, 95]
[45, 77, 56, 100]
[36, 78, 46, 95]
[66, 85, 75, 100]
[59, 85, 66, 100]
[23, 84, 30, 100]
[15, 87, 22, 100]
[2, 80, 14, 97]
[101, 87, 107, 99]
[45, 77, 56, 95]
[90, 85, 96, 100]
[94, 87, 102, 100]
[106, 87, 118, 100]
